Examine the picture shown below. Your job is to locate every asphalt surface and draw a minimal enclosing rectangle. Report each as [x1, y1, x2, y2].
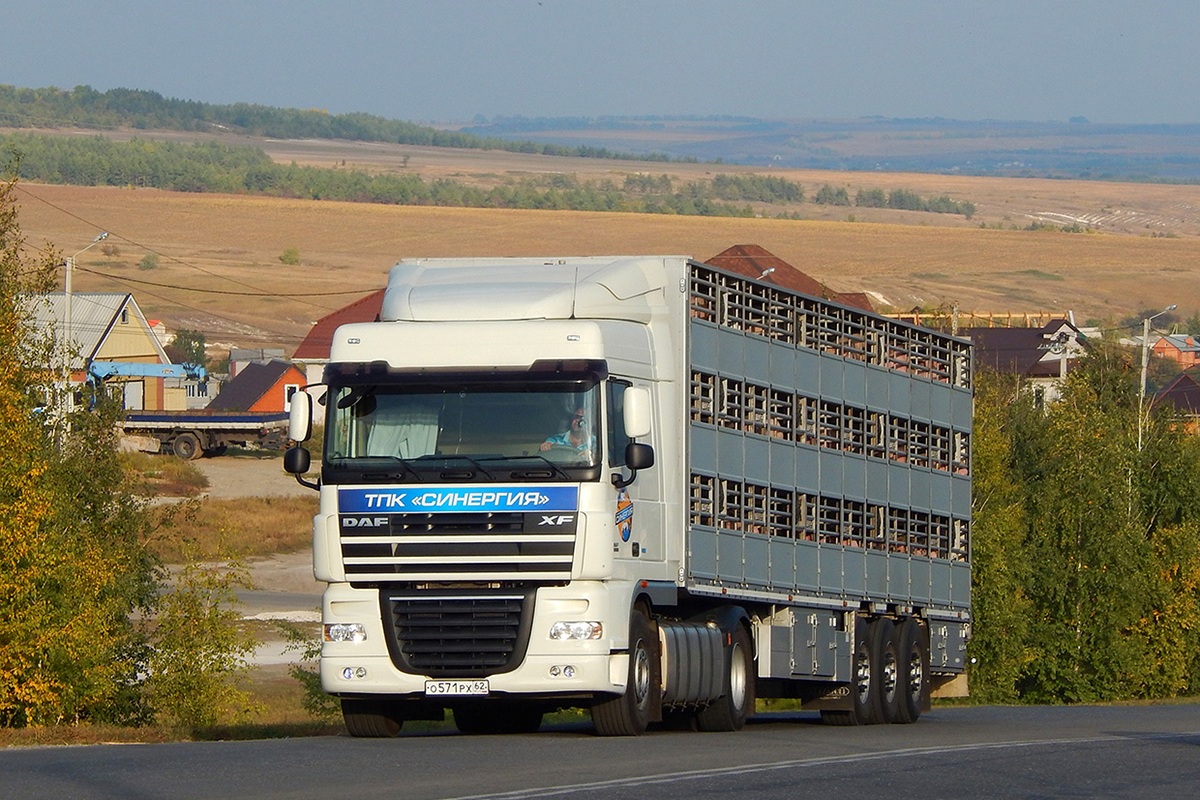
[4, 704, 1199, 800]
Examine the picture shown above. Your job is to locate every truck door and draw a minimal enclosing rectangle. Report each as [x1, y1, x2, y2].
[608, 379, 664, 565]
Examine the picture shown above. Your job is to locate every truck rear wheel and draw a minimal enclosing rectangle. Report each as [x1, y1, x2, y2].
[341, 698, 404, 737]
[696, 624, 755, 732]
[172, 432, 201, 460]
[591, 606, 656, 736]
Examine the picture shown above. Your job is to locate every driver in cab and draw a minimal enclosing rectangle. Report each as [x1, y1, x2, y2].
[540, 408, 595, 460]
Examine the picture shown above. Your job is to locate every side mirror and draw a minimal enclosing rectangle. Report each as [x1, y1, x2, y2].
[623, 386, 651, 439]
[626, 441, 654, 470]
[283, 444, 318, 490]
[612, 441, 655, 489]
[284, 445, 311, 475]
[289, 390, 313, 443]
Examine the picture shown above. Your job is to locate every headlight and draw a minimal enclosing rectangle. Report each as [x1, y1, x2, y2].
[324, 622, 367, 642]
[549, 621, 603, 641]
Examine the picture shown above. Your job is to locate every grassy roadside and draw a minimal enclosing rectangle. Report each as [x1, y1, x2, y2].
[0, 454, 330, 747]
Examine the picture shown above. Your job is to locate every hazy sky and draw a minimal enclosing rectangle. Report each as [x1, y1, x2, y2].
[5, 1, 1198, 124]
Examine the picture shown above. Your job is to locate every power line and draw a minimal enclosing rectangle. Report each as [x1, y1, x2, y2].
[75, 265, 378, 298]
[15, 182, 378, 308]
[12, 182, 384, 346]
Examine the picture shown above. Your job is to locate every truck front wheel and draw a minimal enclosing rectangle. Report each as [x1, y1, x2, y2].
[591, 606, 656, 736]
[341, 698, 404, 737]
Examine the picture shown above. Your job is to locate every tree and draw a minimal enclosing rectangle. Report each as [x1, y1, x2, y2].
[970, 342, 1200, 704]
[165, 328, 207, 369]
[967, 372, 1034, 703]
[0, 173, 159, 726]
[813, 184, 850, 206]
[0, 174, 258, 730]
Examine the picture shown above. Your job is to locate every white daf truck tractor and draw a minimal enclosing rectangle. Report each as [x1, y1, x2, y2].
[284, 255, 972, 737]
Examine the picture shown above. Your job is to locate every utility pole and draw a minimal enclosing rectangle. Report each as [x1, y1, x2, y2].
[1138, 304, 1176, 451]
[62, 232, 108, 410]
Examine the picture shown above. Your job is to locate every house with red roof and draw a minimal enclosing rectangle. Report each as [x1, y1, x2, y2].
[705, 244, 874, 312]
[207, 359, 307, 413]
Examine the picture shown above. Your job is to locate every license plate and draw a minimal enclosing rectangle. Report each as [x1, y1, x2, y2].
[424, 679, 489, 696]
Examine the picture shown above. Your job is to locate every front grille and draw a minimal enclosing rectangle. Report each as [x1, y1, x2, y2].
[341, 511, 576, 587]
[383, 592, 534, 677]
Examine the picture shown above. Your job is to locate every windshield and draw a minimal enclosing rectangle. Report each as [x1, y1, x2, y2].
[323, 375, 601, 482]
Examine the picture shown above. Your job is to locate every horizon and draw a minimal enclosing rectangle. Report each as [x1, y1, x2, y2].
[5, 1, 1199, 127]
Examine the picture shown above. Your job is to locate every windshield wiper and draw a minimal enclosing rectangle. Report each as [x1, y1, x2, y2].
[331, 455, 418, 481]
[475, 455, 571, 481]
[411, 455, 502, 481]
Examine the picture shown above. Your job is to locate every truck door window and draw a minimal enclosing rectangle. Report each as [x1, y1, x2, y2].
[607, 379, 631, 468]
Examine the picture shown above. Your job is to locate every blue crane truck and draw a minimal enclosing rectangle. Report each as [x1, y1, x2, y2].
[87, 361, 289, 459]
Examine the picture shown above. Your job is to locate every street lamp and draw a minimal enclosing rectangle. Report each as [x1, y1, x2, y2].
[61, 231, 108, 404]
[1138, 303, 1177, 451]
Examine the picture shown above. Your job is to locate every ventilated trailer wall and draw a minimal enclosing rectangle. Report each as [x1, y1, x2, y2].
[683, 263, 972, 674]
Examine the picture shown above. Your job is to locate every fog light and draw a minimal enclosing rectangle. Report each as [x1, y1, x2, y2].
[549, 621, 602, 641]
[549, 665, 576, 678]
[340, 666, 368, 680]
[325, 623, 367, 642]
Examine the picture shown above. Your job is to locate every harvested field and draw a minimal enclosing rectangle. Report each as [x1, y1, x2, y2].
[13, 154, 1200, 353]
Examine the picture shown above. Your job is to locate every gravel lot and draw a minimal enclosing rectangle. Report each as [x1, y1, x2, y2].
[192, 456, 323, 663]
[194, 456, 313, 500]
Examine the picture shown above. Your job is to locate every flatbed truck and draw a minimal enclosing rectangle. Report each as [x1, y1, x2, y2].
[87, 360, 289, 458]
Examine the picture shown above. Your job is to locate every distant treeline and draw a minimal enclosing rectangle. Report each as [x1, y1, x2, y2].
[0, 84, 681, 163]
[0, 131, 976, 219]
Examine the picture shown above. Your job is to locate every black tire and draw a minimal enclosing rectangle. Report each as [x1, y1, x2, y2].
[847, 616, 884, 725]
[872, 618, 902, 724]
[341, 698, 404, 737]
[172, 432, 201, 460]
[454, 704, 543, 735]
[697, 625, 755, 732]
[591, 607, 656, 736]
[895, 618, 930, 724]
[820, 709, 857, 726]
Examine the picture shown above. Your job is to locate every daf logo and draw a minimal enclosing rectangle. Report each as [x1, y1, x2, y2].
[343, 517, 389, 528]
[539, 514, 575, 526]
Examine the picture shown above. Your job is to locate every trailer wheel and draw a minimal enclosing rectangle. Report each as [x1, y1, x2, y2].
[824, 616, 886, 726]
[172, 432, 201, 460]
[341, 698, 404, 737]
[454, 704, 543, 735]
[895, 618, 930, 724]
[873, 618, 902, 724]
[697, 624, 755, 732]
[591, 606, 656, 736]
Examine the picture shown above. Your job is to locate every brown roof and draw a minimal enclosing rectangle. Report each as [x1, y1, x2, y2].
[292, 289, 385, 361]
[704, 244, 874, 312]
[207, 359, 295, 411]
[1156, 370, 1200, 414]
[962, 319, 1081, 377]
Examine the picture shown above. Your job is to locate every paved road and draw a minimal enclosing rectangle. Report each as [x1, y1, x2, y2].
[4, 704, 1199, 800]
